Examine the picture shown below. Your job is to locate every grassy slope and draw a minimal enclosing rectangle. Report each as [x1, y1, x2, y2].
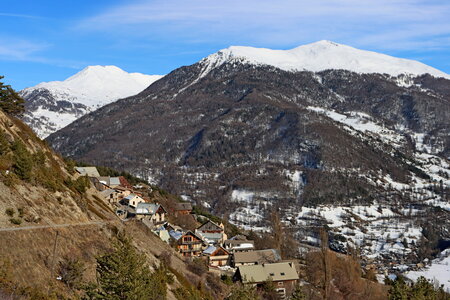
[0, 111, 215, 299]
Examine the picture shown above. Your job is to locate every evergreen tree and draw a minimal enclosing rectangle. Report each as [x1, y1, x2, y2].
[12, 140, 33, 181]
[290, 284, 306, 300]
[59, 257, 86, 291]
[0, 130, 10, 155]
[225, 283, 259, 300]
[260, 280, 279, 300]
[387, 277, 408, 300]
[84, 233, 168, 300]
[0, 76, 25, 116]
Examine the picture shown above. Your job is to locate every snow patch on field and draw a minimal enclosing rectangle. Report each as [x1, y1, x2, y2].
[307, 106, 404, 147]
[231, 190, 255, 202]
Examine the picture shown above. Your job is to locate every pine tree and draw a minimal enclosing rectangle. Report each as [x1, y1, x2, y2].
[12, 140, 33, 181]
[386, 277, 409, 300]
[260, 280, 278, 300]
[84, 233, 168, 300]
[0, 76, 25, 116]
[0, 130, 10, 155]
[291, 284, 306, 300]
[225, 283, 259, 300]
[58, 257, 86, 291]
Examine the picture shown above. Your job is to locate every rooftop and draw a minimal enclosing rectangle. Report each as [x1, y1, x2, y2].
[75, 166, 100, 177]
[234, 249, 280, 264]
[237, 262, 299, 283]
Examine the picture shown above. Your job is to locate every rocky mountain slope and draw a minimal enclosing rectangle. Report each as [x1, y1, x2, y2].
[20, 65, 163, 138]
[47, 41, 450, 276]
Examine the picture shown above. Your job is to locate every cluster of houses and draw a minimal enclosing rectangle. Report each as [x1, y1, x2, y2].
[168, 220, 300, 298]
[76, 166, 187, 224]
[77, 166, 300, 298]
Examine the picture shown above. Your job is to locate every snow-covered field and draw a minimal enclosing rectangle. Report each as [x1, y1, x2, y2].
[406, 250, 450, 292]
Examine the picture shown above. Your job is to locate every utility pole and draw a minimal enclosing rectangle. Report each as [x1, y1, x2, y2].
[47, 230, 59, 295]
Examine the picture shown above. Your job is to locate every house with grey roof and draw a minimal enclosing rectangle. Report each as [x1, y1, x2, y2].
[195, 220, 227, 245]
[76, 166, 100, 177]
[233, 262, 299, 298]
[100, 188, 119, 203]
[98, 176, 121, 187]
[136, 202, 167, 224]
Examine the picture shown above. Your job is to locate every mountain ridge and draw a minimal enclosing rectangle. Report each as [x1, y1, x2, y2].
[201, 40, 450, 79]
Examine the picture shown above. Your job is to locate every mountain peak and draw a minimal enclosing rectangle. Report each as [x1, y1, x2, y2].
[29, 65, 163, 102]
[20, 66, 164, 138]
[66, 65, 131, 82]
[203, 41, 450, 79]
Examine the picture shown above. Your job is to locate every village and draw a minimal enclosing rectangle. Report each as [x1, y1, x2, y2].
[75, 166, 301, 299]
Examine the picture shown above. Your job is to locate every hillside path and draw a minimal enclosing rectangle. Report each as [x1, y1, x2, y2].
[0, 221, 109, 232]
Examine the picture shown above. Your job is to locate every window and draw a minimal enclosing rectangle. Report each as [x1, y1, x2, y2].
[184, 236, 192, 242]
[278, 282, 284, 286]
[269, 273, 275, 276]
[280, 272, 285, 276]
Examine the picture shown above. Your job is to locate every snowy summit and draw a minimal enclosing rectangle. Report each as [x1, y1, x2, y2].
[202, 40, 450, 78]
[23, 65, 163, 108]
[20, 65, 163, 138]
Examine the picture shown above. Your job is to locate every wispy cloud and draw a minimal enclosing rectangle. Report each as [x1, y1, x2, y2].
[77, 0, 450, 52]
[0, 37, 85, 69]
[0, 39, 48, 60]
[0, 12, 41, 19]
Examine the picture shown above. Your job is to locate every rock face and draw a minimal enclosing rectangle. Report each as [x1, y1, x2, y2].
[20, 65, 163, 138]
[47, 42, 450, 217]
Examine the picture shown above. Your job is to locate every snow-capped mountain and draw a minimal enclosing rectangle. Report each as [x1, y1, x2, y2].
[202, 40, 450, 79]
[20, 65, 163, 138]
[48, 41, 450, 278]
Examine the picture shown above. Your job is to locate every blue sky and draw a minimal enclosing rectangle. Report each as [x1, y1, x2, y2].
[2, 0, 450, 90]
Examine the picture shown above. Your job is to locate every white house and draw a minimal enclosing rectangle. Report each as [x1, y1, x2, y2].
[122, 194, 145, 208]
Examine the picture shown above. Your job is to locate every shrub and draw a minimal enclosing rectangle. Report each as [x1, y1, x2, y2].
[17, 207, 24, 218]
[187, 258, 208, 276]
[159, 251, 172, 267]
[5, 208, 14, 217]
[9, 218, 22, 225]
[220, 274, 233, 285]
